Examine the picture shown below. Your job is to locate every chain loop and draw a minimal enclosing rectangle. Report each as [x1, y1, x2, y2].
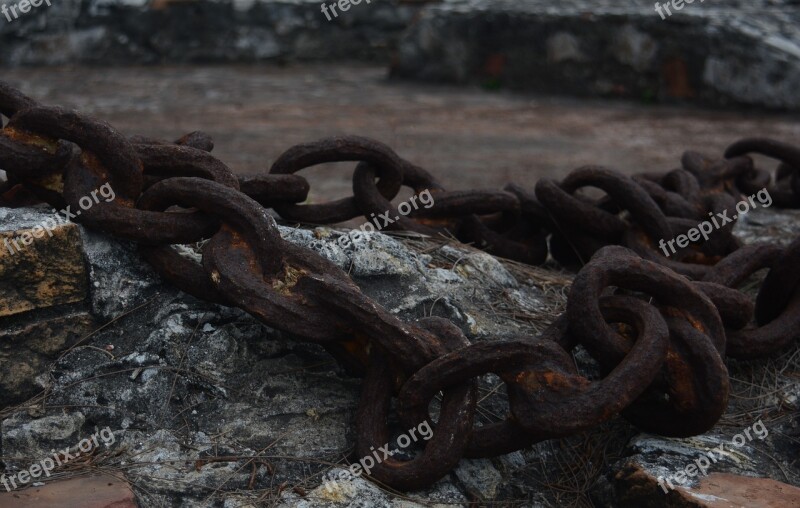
[2, 82, 800, 491]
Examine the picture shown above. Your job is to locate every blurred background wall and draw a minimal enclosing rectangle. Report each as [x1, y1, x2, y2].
[2, 0, 800, 110]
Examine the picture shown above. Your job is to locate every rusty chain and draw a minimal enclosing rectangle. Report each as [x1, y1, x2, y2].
[1, 82, 799, 491]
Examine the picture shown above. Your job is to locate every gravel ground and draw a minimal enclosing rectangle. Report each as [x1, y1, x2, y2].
[3, 64, 800, 202]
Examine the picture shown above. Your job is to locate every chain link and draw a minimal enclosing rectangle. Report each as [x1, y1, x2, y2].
[1, 82, 799, 490]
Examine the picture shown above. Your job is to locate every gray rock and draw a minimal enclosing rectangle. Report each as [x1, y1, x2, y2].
[2, 411, 87, 457]
[78, 226, 161, 320]
[453, 458, 503, 501]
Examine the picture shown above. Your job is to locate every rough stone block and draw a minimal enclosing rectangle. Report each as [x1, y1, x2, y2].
[0, 208, 88, 317]
[0, 312, 94, 405]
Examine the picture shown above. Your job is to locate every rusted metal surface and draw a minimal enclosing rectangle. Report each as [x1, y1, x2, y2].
[565, 247, 727, 436]
[725, 138, 800, 207]
[2, 82, 800, 491]
[268, 136, 405, 224]
[356, 318, 477, 491]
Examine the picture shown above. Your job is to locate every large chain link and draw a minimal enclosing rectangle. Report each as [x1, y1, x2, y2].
[2, 82, 799, 491]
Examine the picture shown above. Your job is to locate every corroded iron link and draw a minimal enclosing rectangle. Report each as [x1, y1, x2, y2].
[356, 318, 477, 490]
[1, 82, 800, 491]
[725, 137, 800, 208]
[269, 136, 405, 223]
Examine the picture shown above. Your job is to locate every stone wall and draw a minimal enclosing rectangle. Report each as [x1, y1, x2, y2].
[392, 0, 800, 110]
[2, 1, 799, 105]
[0, 0, 423, 65]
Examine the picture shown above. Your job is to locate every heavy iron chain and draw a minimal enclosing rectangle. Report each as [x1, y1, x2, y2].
[1, 82, 799, 490]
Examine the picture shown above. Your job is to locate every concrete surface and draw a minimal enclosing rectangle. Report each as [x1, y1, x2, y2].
[2, 64, 800, 203]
